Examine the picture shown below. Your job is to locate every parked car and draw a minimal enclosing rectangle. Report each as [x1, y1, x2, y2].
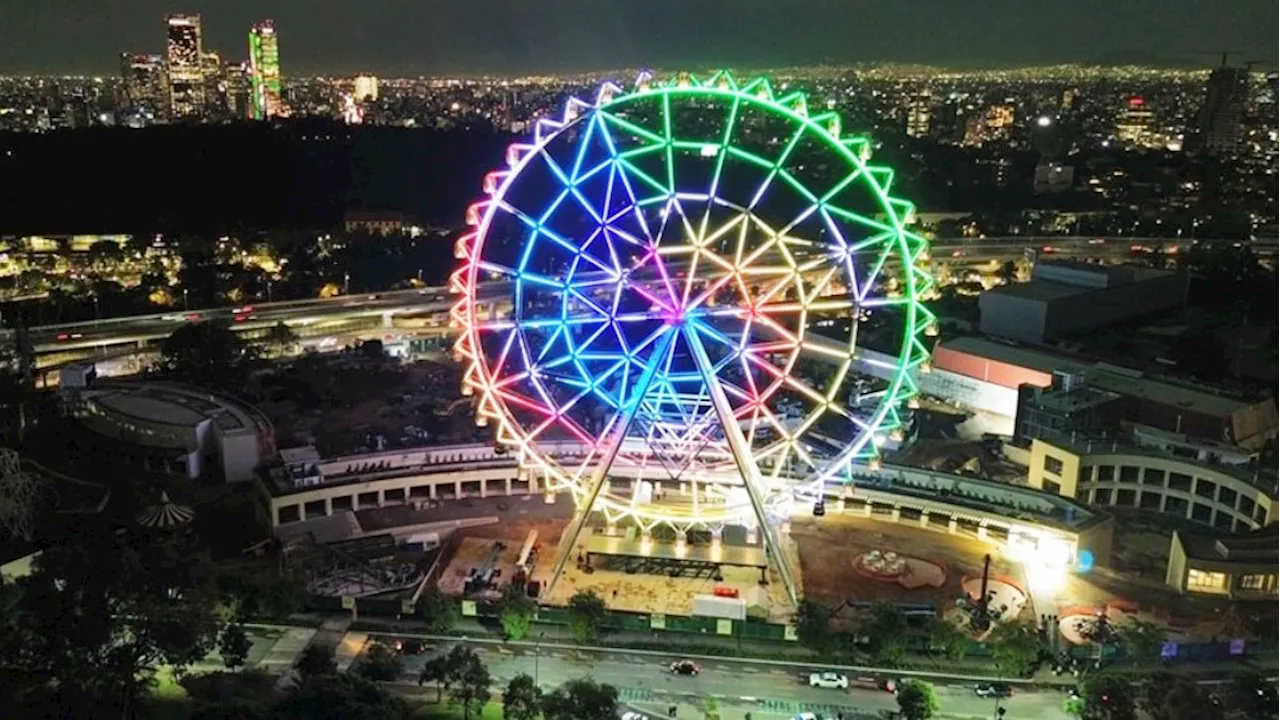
[670, 660, 701, 675]
[395, 639, 425, 655]
[974, 683, 1014, 698]
[809, 672, 849, 689]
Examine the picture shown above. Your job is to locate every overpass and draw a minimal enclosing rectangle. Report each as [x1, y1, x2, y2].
[28, 235, 1274, 363]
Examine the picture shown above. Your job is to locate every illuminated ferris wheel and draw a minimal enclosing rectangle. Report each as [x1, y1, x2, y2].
[452, 72, 934, 601]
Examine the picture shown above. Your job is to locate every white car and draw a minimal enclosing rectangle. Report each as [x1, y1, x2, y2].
[621, 713, 649, 720]
[809, 672, 849, 689]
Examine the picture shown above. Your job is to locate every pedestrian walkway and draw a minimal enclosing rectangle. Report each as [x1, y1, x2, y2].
[336, 632, 370, 672]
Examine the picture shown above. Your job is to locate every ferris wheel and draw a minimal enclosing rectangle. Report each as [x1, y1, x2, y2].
[452, 72, 934, 602]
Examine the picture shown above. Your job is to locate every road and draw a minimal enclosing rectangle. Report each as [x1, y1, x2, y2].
[30, 234, 1276, 358]
[369, 634, 1072, 719]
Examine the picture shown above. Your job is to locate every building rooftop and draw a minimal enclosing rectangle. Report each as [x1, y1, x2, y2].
[1027, 385, 1124, 414]
[1177, 524, 1279, 565]
[985, 280, 1087, 302]
[80, 382, 261, 432]
[941, 336, 1259, 421]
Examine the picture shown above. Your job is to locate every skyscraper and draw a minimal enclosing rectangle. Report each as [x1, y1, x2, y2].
[119, 53, 165, 117]
[1116, 96, 1154, 146]
[354, 75, 379, 103]
[905, 92, 931, 138]
[249, 20, 284, 120]
[1199, 65, 1249, 154]
[165, 14, 205, 119]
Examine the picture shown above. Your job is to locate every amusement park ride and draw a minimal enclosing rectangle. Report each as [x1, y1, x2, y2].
[450, 71, 935, 609]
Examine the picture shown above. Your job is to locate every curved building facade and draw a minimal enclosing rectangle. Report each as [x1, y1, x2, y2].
[62, 380, 276, 484]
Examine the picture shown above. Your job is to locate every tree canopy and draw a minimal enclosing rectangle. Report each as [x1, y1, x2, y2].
[541, 677, 619, 720]
[157, 320, 258, 388]
[896, 678, 941, 720]
[566, 589, 607, 644]
[2, 519, 223, 717]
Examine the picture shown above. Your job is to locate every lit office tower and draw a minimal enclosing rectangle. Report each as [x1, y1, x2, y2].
[354, 75, 379, 102]
[905, 93, 931, 138]
[249, 20, 284, 120]
[1199, 64, 1249, 154]
[223, 61, 253, 119]
[165, 14, 205, 119]
[119, 53, 164, 116]
[1115, 96, 1154, 145]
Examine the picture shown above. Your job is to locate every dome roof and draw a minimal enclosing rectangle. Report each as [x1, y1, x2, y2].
[135, 491, 194, 529]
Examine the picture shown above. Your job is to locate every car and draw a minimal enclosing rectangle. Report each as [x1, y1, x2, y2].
[669, 660, 700, 675]
[621, 713, 649, 720]
[395, 639, 425, 655]
[974, 683, 1014, 698]
[809, 672, 849, 689]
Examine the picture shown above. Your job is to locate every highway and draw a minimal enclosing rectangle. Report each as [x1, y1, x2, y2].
[29, 235, 1275, 361]
[370, 634, 1074, 719]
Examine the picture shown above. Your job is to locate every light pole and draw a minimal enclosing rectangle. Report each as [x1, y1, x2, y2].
[182, 288, 189, 310]
[534, 632, 546, 687]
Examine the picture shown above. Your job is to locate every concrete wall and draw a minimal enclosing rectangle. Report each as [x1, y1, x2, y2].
[1042, 272, 1189, 341]
[978, 292, 1050, 344]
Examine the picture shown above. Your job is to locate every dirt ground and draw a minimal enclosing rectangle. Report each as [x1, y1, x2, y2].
[791, 513, 1021, 618]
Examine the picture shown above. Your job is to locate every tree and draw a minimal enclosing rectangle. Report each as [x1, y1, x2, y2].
[793, 599, 833, 654]
[357, 642, 404, 682]
[157, 320, 258, 388]
[704, 696, 721, 720]
[926, 616, 970, 661]
[278, 672, 413, 720]
[0, 449, 48, 541]
[449, 647, 493, 720]
[1079, 673, 1137, 720]
[6, 518, 223, 717]
[1221, 671, 1278, 720]
[419, 655, 451, 702]
[861, 602, 909, 666]
[499, 583, 537, 641]
[191, 697, 275, 720]
[219, 623, 253, 672]
[986, 618, 1042, 677]
[419, 585, 459, 634]
[503, 673, 542, 720]
[1138, 672, 1223, 720]
[295, 644, 336, 680]
[1116, 619, 1166, 662]
[541, 678, 619, 720]
[566, 589, 607, 644]
[896, 679, 941, 720]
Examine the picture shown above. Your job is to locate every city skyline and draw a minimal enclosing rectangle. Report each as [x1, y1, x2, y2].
[0, 0, 1276, 76]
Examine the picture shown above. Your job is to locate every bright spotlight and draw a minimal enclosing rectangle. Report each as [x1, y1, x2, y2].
[1036, 116, 1053, 127]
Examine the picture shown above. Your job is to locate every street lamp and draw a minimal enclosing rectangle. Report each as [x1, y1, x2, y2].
[182, 288, 189, 310]
[534, 632, 546, 687]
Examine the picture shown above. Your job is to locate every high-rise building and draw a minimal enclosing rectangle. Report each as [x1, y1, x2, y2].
[249, 20, 284, 120]
[1199, 65, 1249, 154]
[223, 61, 253, 119]
[962, 104, 1014, 147]
[119, 53, 165, 116]
[354, 75, 379, 103]
[165, 14, 205, 119]
[1116, 96, 1154, 145]
[905, 92, 931, 138]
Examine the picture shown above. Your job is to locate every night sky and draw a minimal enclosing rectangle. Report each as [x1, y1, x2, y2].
[2, 0, 1276, 75]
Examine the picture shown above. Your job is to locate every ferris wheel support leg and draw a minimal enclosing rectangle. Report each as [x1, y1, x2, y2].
[683, 324, 801, 609]
[543, 328, 677, 602]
